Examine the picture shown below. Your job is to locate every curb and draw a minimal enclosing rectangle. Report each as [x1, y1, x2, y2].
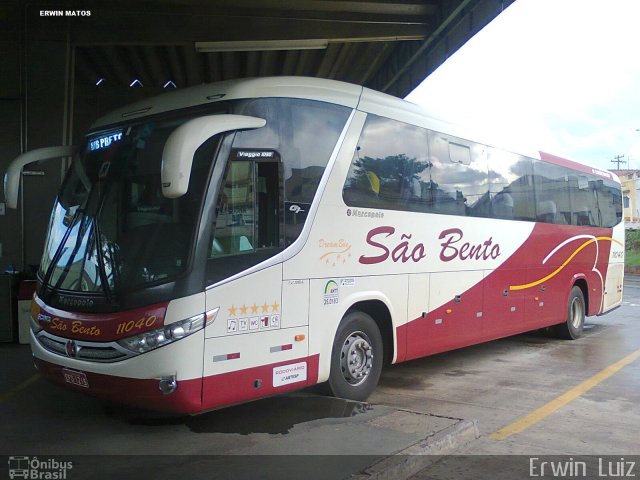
[351, 418, 480, 480]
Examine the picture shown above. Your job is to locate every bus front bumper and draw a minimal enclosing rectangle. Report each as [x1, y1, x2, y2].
[33, 356, 204, 414]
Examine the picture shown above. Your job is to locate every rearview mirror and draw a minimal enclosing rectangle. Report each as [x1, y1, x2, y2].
[3, 146, 76, 209]
[161, 114, 266, 198]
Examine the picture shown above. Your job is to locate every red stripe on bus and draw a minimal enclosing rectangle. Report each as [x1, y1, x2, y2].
[34, 353, 320, 414]
[32, 296, 169, 342]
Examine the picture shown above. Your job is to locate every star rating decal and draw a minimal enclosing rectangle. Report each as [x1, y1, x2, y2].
[225, 300, 282, 333]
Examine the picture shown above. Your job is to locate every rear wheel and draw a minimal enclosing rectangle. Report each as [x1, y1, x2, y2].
[328, 311, 383, 401]
[551, 286, 585, 340]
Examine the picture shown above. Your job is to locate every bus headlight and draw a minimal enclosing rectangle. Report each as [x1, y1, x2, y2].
[117, 307, 218, 354]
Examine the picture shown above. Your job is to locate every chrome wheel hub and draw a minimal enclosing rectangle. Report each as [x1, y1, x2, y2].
[570, 297, 584, 329]
[340, 331, 373, 386]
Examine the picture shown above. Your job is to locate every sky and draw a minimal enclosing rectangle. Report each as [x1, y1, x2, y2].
[406, 0, 640, 172]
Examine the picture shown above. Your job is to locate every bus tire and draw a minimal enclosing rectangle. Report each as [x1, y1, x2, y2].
[328, 311, 383, 401]
[551, 286, 585, 340]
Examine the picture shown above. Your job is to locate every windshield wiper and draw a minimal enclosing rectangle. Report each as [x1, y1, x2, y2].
[90, 213, 114, 303]
[48, 177, 115, 302]
[51, 213, 93, 294]
[41, 207, 85, 301]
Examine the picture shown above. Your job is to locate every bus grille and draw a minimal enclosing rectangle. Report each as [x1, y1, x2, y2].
[35, 332, 136, 363]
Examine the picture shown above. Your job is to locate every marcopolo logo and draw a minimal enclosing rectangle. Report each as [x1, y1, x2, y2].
[57, 296, 94, 308]
[346, 208, 384, 219]
[323, 280, 339, 306]
[8, 456, 73, 479]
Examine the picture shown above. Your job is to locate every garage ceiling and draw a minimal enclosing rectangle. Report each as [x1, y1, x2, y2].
[15, 0, 515, 98]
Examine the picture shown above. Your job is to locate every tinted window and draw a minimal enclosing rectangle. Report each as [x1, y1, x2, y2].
[488, 149, 536, 221]
[342, 115, 430, 211]
[41, 119, 217, 295]
[567, 172, 600, 226]
[342, 115, 490, 217]
[531, 163, 622, 227]
[597, 178, 623, 227]
[236, 98, 351, 245]
[341, 114, 622, 227]
[427, 131, 489, 217]
[533, 161, 571, 224]
[206, 98, 350, 285]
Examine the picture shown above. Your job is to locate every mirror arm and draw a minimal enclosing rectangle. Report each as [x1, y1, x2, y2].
[161, 115, 266, 198]
[3, 146, 76, 209]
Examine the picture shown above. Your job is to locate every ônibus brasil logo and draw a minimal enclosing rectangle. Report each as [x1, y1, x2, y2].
[8, 456, 73, 479]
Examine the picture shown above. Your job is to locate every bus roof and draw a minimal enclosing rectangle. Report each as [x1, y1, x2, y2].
[90, 76, 489, 144]
[91, 76, 363, 129]
[540, 151, 618, 182]
[90, 76, 615, 182]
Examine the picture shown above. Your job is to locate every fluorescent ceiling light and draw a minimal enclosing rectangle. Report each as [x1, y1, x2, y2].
[195, 39, 328, 52]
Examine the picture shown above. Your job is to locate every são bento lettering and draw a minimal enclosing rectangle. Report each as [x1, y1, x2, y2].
[438, 228, 501, 262]
[48, 318, 101, 336]
[358, 226, 501, 265]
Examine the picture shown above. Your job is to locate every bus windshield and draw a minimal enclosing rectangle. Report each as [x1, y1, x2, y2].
[38, 96, 352, 306]
[39, 116, 218, 297]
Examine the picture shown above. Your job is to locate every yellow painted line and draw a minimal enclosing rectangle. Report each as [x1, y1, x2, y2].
[0, 374, 40, 404]
[510, 236, 623, 291]
[490, 347, 640, 441]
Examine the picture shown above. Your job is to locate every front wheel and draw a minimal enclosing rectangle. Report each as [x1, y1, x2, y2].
[551, 286, 585, 340]
[328, 311, 383, 401]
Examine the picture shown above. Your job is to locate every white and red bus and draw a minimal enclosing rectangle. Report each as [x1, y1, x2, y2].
[4, 77, 624, 413]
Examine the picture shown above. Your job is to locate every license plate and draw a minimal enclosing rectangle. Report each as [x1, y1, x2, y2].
[62, 368, 89, 388]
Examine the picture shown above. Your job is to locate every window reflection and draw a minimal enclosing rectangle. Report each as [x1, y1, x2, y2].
[343, 114, 622, 228]
[489, 150, 535, 221]
[235, 98, 350, 245]
[342, 115, 490, 217]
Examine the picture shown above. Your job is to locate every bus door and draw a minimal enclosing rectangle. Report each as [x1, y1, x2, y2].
[202, 149, 309, 409]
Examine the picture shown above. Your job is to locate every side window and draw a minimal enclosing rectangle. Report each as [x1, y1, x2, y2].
[567, 173, 599, 226]
[342, 116, 490, 217]
[211, 160, 256, 257]
[597, 178, 623, 227]
[235, 98, 351, 245]
[207, 149, 281, 284]
[533, 161, 571, 224]
[488, 150, 536, 221]
[342, 115, 430, 211]
[210, 149, 281, 257]
[427, 132, 489, 217]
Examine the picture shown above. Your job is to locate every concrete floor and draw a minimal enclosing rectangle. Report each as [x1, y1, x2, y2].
[398, 276, 640, 479]
[374, 276, 640, 455]
[1, 276, 639, 479]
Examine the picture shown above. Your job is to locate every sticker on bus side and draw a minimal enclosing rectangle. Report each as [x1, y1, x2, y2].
[322, 280, 339, 306]
[273, 362, 307, 387]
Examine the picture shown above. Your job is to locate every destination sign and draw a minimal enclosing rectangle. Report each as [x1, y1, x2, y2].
[89, 131, 123, 152]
